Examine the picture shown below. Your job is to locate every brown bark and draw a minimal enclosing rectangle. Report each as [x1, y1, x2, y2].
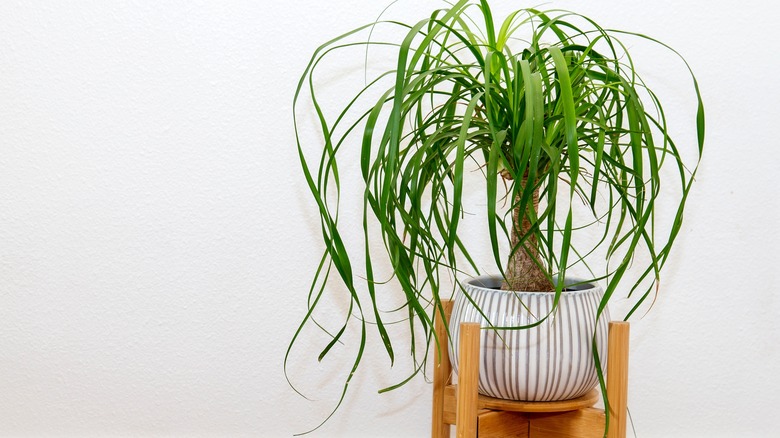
[501, 176, 555, 292]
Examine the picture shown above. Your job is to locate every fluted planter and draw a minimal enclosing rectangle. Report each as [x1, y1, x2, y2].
[448, 275, 610, 401]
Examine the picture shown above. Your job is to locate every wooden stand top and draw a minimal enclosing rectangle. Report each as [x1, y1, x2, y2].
[446, 386, 599, 413]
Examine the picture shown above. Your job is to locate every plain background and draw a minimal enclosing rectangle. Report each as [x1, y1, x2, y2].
[1, 1, 779, 437]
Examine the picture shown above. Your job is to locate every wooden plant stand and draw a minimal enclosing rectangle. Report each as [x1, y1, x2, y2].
[432, 300, 630, 438]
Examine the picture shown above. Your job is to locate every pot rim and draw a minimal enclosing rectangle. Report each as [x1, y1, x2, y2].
[463, 274, 601, 295]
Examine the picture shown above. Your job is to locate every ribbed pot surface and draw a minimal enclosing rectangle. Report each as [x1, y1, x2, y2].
[448, 275, 610, 401]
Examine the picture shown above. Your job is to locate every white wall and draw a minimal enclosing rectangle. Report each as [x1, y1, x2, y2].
[1, 1, 778, 437]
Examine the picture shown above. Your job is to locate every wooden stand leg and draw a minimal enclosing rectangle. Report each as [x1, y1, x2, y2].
[456, 322, 481, 438]
[606, 322, 630, 438]
[432, 301, 454, 438]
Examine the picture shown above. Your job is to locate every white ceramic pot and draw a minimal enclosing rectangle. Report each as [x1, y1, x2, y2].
[448, 275, 610, 401]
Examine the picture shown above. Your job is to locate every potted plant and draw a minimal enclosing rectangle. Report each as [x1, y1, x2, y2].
[289, 0, 704, 430]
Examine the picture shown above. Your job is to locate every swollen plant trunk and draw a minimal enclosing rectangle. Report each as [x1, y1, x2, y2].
[502, 177, 555, 292]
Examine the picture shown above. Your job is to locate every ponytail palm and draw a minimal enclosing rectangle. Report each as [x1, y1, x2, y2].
[289, 0, 704, 424]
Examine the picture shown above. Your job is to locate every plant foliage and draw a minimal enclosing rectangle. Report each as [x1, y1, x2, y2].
[288, 0, 704, 430]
